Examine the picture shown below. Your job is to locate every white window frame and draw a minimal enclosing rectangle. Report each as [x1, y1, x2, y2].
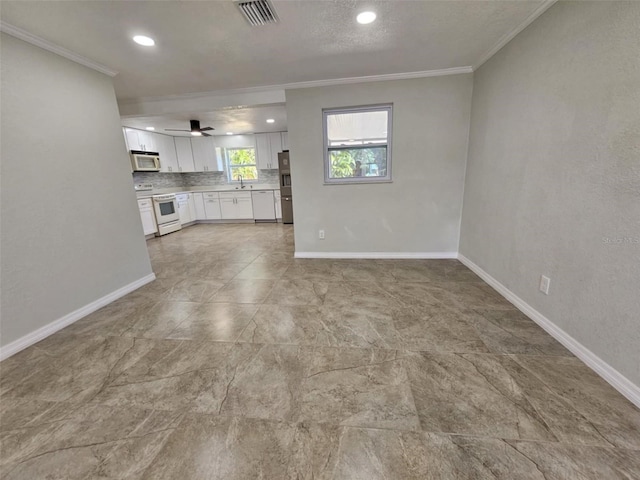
[322, 104, 393, 185]
[224, 147, 258, 183]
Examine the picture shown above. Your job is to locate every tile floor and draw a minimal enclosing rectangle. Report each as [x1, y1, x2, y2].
[1, 223, 639, 479]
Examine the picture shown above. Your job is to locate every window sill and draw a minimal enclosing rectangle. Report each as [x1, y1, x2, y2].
[323, 179, 393, 186]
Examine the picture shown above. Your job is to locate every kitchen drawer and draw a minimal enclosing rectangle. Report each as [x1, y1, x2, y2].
[219, 191, 252, 199]
[137, 199, 152, 208]
[203, 192, 220, 199]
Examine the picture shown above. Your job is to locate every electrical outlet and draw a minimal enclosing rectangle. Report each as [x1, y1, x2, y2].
[318, 230, 325, 240]
[539, 275, 551, 295]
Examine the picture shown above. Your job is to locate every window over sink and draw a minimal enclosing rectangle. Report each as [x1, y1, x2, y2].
[323, 104, 392, 184]
[225, 148, 258, 182]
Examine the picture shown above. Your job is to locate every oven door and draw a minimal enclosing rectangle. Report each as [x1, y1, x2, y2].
[153, 195, 179, 224]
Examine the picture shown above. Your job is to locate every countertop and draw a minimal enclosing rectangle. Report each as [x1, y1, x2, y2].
[136, 184, 279, 199]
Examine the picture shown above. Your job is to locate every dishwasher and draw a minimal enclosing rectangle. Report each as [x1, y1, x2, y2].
[251, 190, 276, 222]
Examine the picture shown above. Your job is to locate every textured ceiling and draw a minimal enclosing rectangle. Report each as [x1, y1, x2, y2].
[1, 0, 548, 101]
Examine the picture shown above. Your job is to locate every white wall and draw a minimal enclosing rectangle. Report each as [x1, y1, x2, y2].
[459, 2, 640, 385]
[286, 75, 473, 255]
[0, 34, 153, 348]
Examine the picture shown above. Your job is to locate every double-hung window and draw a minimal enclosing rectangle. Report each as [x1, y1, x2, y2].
[323, 104, 392, 184]
[225, 147, 258, 182]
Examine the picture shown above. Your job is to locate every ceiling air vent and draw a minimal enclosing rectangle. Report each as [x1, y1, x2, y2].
[235, 0, 279, 26]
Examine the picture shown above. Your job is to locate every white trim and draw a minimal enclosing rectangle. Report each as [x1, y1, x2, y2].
[0, 21, 118, 77]
[294, 252, 458, 259]
[118, 66, 473, 106]
[458, 254, 640, 409]
[0, 273, 155, 361]
[472, 0, 558, 70]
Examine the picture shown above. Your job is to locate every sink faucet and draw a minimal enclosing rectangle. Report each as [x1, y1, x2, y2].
[237, 175, 245, 188]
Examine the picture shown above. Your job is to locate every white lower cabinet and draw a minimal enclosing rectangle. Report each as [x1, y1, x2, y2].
[176, 193, 195, 225]
[164, 189, 282, 229]
[219, 191, 253, 219]
[137, 198, 157, 236]
[193, 193, 206, 220]
[204, 192, 222, 219]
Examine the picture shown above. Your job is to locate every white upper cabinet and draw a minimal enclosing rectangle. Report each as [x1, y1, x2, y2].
[174, 137, 196, 172]
[255, 132, 284, 170]
[281, 131, 289, 151]
[255, 133, 271, 170]
[156, 134, 179, 173]
[191, 137, 223, 172]
[268, 132, 283, 168]
[124, 128, 156, 152]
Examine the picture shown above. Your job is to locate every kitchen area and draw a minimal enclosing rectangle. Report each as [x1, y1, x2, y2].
[124, 106, 294, 240]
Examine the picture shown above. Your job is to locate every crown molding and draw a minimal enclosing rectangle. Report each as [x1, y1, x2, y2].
[473, 0, 558, 70]
[117, 66, 473, 106]
[0, 21, 118, 77]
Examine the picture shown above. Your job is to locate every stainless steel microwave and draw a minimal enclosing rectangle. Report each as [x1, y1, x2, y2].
[130, 151, 161, 172]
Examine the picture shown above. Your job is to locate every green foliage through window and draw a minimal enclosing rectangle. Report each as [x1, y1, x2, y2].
[329, 147, 387, 179]
[226, 148, 258, 181]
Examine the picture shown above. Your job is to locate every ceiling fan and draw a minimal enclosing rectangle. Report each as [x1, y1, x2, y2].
[166, 120, 214, 137]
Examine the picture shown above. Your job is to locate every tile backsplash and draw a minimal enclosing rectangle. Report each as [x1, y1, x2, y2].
[132, 172, 185, 189]
[132, 169, 279, 189]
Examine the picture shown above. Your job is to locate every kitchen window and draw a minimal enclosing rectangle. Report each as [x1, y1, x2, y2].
[323, 104, 392, 184]
[225, 148, 258, 182]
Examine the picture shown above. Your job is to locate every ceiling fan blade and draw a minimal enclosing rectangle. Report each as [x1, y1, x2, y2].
[165, 129, 190, 132]
[202, 132, 212, 137]
[200, 127, 214, 131]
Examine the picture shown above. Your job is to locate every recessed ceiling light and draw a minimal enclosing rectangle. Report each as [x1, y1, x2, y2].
[191, 131, 202, 136]
[356, 11, 376, 24]
[133, 35, 155, 46]
[226, 132, 233, 135]
[266, 119, 275, 124]
[145, 127, 155, 131]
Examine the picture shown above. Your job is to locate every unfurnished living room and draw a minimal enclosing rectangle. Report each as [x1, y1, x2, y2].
[1, 1, 639, 478]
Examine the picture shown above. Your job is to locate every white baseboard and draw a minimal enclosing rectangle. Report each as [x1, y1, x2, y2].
[294, 251, 458, 259]
[0, 273, 156, 361]
[458, 253, 640, 409]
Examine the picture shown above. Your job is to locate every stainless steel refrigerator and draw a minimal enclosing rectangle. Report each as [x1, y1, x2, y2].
[278, 151, 293, 224]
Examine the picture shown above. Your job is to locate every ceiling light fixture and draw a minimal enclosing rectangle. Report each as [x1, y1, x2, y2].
[191, 131, 202, 136]
[356, 11, 376, 24]
[226, 132, 233, 135]
[133, 35, 155, 46]
[266, 119, 275, 123]
[145, 127, 155, 131]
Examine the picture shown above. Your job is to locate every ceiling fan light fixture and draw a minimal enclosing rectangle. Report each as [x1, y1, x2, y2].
[357, 11, 376, 25]
[191, 131, 202, 136]
[133, 35, 155, 46]
[145, 127, 155, 131]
